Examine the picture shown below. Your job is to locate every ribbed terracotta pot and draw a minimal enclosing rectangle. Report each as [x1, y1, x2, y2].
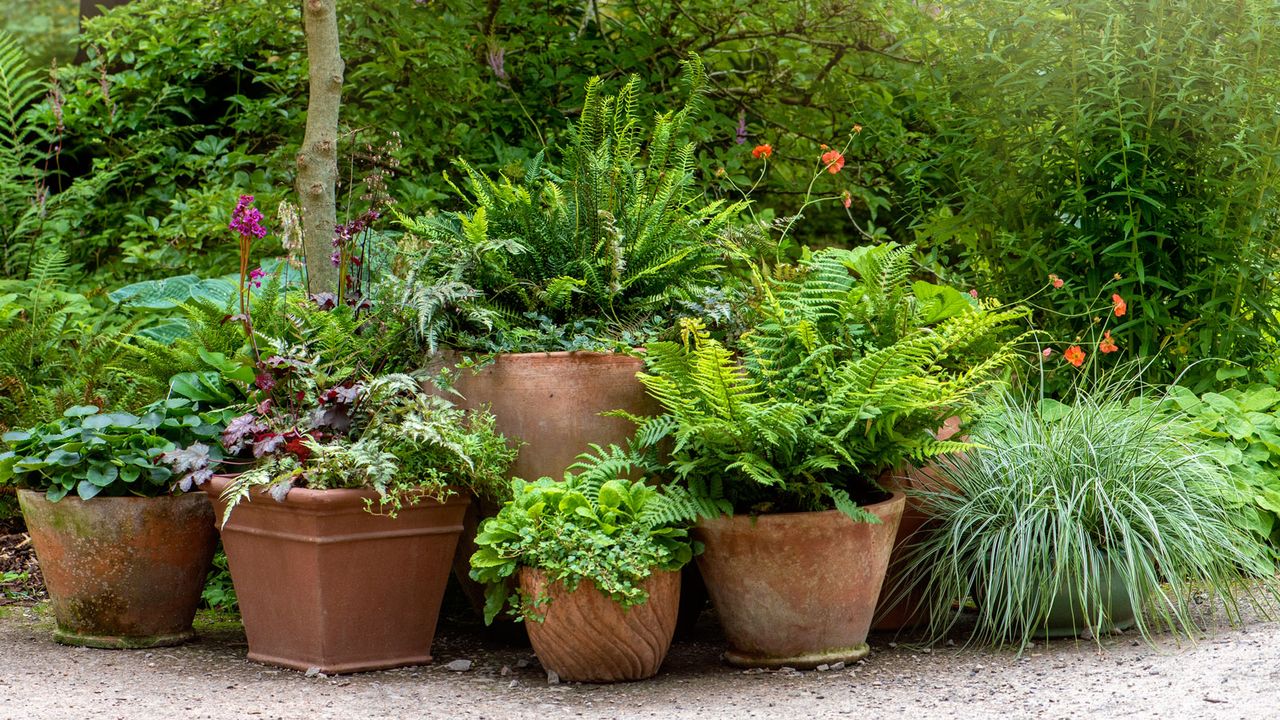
[18, 490, 217, 648]
[694, 492, 905, 668]
[447, 351, 660, 613]
[206, 476, 468, 674]
[520, 567, 681, 683]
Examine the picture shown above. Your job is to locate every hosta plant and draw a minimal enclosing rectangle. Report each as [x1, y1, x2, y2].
[634, 243, 1027, 519]
[898, 383, 1270, 649]
[470, 447, 712, 623]
[398, 55, 748, 353]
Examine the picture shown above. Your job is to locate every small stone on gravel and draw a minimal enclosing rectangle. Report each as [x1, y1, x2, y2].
[445, 659, 473, 672]
[546, 670, 560, 684]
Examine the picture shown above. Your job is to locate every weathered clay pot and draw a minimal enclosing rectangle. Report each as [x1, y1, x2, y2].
[873, 465, 944, 632]
[18, 490, 217, 648]
[206, 477, 468, 674]
[447, 351, 659, 614]
[694, 492, 905, 668]
[449, 351, 659, 482]
[519, 567, 681, 683]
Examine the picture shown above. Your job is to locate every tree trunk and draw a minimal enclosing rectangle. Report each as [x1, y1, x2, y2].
[296, 0, 343, 295]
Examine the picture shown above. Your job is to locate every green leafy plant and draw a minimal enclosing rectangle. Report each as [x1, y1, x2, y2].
[1166, 379, 1280, 559]
[897, 382, 1270, 649]
[0, 405, 177, 501]
[469, 454, 705, 624]
[214, 373, 515, 523]
[636, 243, 1026, 519]
[908, 0, 1280, 387]
[399, 56, 747, 353]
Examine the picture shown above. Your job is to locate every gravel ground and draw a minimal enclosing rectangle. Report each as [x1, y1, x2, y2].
[2, 595, 1278, 720]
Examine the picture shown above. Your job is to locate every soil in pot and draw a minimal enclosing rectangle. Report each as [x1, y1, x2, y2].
[694, 492, 905, 669]
[206, 477, 469, 674]
[18, 490, 217, 648]
[519, 567, 681, 683]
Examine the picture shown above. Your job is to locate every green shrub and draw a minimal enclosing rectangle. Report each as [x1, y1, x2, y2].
[908, 0, 1280, 387]
[1168, 380, 1280, 560]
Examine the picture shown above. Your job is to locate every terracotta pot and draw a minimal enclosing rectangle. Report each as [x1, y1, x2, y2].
[447, 351, 659, 615]
[519, 567, 680, 683]
[694, 492, 905, 669]
[206, 476, 468, 674]
[18, 490, 217, 648]
[872, 465, 947, 632]
[450, 351, 658, 482]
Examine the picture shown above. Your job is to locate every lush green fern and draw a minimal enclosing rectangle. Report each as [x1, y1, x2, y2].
[0, 250, 146, 429]
[399, 55, 748, 353]
[636, 244, 1029, 520]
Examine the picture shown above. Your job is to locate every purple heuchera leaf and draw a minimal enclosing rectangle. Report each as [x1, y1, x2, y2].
[332, 384, 362, 405]
[252, 432, 285, 458]
[254, 373, 276, 392]
[222, 413, 265, 454]
[310, 292, 337, 310]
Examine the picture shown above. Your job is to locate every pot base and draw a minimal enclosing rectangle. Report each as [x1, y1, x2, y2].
[724, 643, 870, 670]
[247, 651, 435, 675]
[53, 628, 196, 649]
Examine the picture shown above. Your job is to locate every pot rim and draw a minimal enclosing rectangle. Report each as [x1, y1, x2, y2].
[16, 488, 205, 505]
[205, 474, 469, 509]
[697, 491, 906, 525]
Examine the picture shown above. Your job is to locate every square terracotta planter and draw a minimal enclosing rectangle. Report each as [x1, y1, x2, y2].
[206, 477, 468, 674]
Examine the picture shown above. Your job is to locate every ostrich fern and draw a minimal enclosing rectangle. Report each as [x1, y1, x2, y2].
[399, 55, 747, 352]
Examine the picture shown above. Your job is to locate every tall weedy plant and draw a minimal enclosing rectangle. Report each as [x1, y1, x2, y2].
[911, 0, 1280, 386]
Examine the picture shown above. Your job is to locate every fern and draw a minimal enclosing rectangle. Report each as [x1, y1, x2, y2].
[636, 245, 1029, 520]
[399, 55, 748, 353]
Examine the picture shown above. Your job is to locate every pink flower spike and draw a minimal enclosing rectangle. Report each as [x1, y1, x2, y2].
[969, 289, 979, 298]
[248, 267, 266, 288]
[1042, 348, 1054, 358]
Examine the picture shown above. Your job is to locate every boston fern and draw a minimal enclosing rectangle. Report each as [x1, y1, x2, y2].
[635, 243, 1027, 520]
[469, 448, 710, 624]
[398, 55, 747, 352]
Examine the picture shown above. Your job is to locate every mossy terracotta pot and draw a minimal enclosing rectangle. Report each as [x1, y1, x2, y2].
[18, 489, 217, 648]
[446, 351, 660, 612]
[206, 476, 468, 674]
[519, 567, 681, 683]
[694, 492, 905, 669]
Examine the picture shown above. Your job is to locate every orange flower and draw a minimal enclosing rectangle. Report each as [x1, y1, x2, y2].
[1064, 345, 1086, 367]
[752, 143, 772, 159]
[841, 189, 852, 208]
[1099, 330, 1118, 354]
[821, 149, 845, 174]
[853, 124, 863, 134]
[1112, 294, 1127, 317]
[1048, 273, 1064, 289]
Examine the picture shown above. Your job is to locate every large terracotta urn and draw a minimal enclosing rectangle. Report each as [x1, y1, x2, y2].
[206, 477, 468, 674]
[694, 492, 905, 668]
[18, 490, 217, 648]
[519, 567, 681, 683]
